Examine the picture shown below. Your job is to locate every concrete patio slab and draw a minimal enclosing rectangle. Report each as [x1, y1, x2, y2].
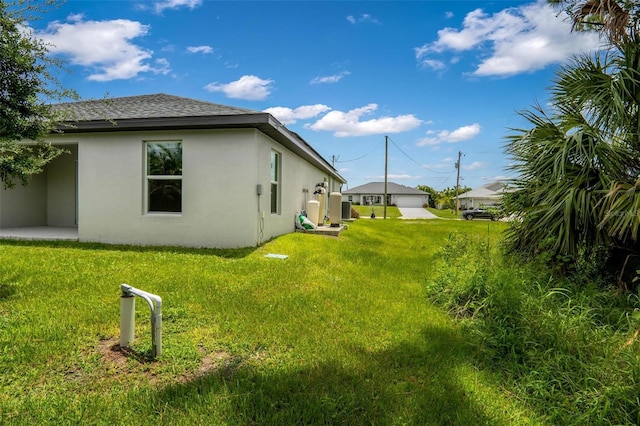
[0, 227, 79, 241]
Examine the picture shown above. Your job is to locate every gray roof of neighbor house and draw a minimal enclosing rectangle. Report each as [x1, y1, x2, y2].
[458, 180, 511, 199]
[343, 182, 429, 196]
[457, 187, 500, 199]
[50, 93, 345, 183]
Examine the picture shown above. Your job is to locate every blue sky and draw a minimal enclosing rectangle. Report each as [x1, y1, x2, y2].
[30, 0, 602, 190]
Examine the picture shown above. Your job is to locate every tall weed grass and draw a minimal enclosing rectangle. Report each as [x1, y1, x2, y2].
[426, 233, 640, 424]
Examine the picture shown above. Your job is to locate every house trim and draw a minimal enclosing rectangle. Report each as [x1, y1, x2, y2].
[56, 113, 343, 184]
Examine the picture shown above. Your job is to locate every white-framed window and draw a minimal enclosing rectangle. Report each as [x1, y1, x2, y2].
[363, 195, 382, 205]
[146, 141, 182, 213]
[348, 195, 353, 202]
[270, 150, 281, 214]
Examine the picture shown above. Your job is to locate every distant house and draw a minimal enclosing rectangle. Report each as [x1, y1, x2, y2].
[342, 182, 429, 208]
[0, 94, 345, 248]
[458, 181, 508, 209]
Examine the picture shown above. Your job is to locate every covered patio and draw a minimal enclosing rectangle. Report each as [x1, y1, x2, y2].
[0, 227, 79, 241]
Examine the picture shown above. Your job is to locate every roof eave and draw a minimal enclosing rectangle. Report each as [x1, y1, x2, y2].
[54, 113, 346, 184]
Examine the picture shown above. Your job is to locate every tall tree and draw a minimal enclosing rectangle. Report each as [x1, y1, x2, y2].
[416, 184, 438, 208]
[505, 35, 640, 269]
[550, 0, 639, 42]
[0, 0, 77, 188]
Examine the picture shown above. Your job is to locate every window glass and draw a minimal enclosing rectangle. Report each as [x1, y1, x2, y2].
[146, 142, 182, 213]
[270, 151, 280, 214]
[147, 142, 182, 175]
[148, 180, 182, 212]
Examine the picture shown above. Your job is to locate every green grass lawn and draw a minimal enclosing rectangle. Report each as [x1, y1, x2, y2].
[0, 219, 539, 425]
[427, 207, 461, 219]
[351, 204, 401, 218]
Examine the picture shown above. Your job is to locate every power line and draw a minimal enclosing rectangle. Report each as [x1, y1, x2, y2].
[335, 152, 373, 163]
[331, 143, 380, 167]
[387, 136, 452, 175]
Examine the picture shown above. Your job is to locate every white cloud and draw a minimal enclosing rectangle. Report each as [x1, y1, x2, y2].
[187, 45, 213, 54]
[368, 174, 420, 180]
[154, 0, 202, 13]
[415, 0, 602, 76]
[482, 175, 511, 182]
[38, 17, 163, 81]
[346, 14, 380, 24]
[154, 58, 171, 75]
[388, 174, 420, 180]
[416, 123, 481, 146]
[307, 104, 422, 137]
[204, 75, 274, 100]
[423, 157, 454, 169]
[264, 105, 332, 125]
[444, 123, 481, 141]
[310, 71, 351, 85]
[420, 59, 446, 71]
[463, 161, 487, 170]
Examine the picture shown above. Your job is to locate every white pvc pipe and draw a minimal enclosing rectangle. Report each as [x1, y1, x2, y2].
[120, 284, 163, 358]
[119, 294, 135, 347]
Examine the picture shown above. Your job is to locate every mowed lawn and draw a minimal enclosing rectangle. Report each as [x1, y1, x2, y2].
[0, 219, 536, 425]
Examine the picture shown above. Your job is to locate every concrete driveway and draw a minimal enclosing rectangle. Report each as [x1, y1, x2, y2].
[398, 207, 438, 219]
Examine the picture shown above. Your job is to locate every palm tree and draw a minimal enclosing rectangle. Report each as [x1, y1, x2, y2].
[550, 0, 637, 42]
[505, 36, 640, 267]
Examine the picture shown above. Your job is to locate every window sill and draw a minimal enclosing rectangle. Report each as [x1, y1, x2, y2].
[144, 212, 183, 217]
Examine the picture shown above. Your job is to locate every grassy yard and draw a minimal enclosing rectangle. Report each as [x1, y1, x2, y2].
[1, 219, 537, 424]
[351, 204, 401, 218]
[426, 207, 461, 219]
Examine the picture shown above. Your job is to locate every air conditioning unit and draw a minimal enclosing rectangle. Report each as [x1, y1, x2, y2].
[341, 201, 351, 220]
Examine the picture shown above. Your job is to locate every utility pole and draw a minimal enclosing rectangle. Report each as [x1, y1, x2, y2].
[384, 135, 388, 219]
[454, 151, 463, 215]
[331, 155, 339, 168]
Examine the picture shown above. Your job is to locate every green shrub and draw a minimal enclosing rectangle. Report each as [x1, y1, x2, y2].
[424, 233, 493, 319]
[425, 233, 640, 424]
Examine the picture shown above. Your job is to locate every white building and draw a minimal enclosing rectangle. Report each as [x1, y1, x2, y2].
[457, 181, 508, 209]
[342, 182, 429, 208]
[0, 94, 345, 248]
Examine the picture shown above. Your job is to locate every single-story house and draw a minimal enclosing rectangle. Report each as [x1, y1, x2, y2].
[0, 94, 345, 248]
[458, 181, 508, 209]
[342, 182, 429, 208]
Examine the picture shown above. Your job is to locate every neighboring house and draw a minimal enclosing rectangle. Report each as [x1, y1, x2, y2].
[342, 182, 429, 208]
[457, 181, 508, 209]
[0, 94, 345, 248]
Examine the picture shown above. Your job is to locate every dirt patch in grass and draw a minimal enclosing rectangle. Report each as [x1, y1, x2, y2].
[97, 338, 131, 368]
[91, 337, 163, 384]
[175, 348, 242, 384]
[93, 338, 244, 385]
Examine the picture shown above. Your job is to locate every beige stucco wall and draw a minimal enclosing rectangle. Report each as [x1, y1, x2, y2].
[0, 144, 78, 228]
[0, 171, 47, 228]
[255, 131, 334, 243]
[40, 128, 336, 248]
[47, 145, 77, 226]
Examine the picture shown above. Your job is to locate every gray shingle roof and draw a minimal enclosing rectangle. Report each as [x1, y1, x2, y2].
[457, 187, 500, 199]
[343, 182, 428, 195]
[46, 93, 346, 184]
[51, 93, 260, 121]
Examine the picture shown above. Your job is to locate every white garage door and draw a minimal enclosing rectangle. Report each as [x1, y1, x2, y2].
[395, 196, 424, 208]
